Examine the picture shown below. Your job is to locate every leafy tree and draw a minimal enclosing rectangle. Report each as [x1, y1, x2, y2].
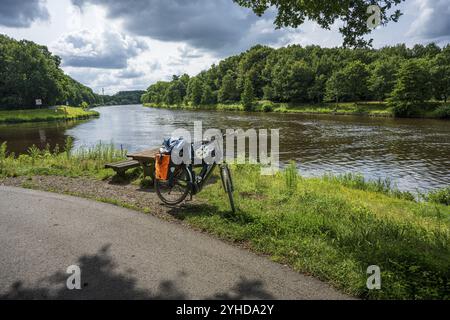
[201, 84, 216, 105]
[0, 35, 98, 110]
[241, 76, 255, 110]
[271, 59, 314, 102]
[388, 59, 431, 116]
[164, 79, 186, 106]
[368, 57, 399, 101]
[187, 78, 203, 106]
[308, 74, 327, 103]
[325, 71, 347, 104]
[218, 71, 239, 103]
[233, 0, 405, 47]
[431, 48, 450, 102]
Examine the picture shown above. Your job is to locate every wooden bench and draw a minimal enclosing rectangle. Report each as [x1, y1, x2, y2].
[105, 148, 160, 181]
[105, 159, 141, 176]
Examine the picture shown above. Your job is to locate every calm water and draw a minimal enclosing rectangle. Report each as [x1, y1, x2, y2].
[1, 104, 449, 193]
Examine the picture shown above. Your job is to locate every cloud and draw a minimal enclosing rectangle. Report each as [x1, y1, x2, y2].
[0, 0, 49, 28]
[71, 0, 291, 56]
[408, 0, 450, 41]
[53, 29, 148, 69]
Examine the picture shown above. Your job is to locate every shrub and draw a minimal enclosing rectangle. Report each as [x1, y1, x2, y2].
[433, 105, 450, 119]
[427, 187, 450, 206]
[262, 102, 274, 112]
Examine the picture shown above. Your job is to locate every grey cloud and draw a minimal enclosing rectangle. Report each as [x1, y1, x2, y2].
[53, 30, 148, 69]
[71, 0, 290, 56]
[0, 0, 49, 27]
[410, 0, 450, 40]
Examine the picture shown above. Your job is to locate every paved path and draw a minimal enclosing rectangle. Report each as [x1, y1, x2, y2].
[0, 186, 350, 300]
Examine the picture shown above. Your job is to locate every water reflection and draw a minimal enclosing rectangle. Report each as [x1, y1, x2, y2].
[0, 120, 87, 154]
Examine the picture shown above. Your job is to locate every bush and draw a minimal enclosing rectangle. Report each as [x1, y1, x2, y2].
[262, 102, 274, 112]
[433, 105, 450, 119]
[427, 187, 450, 206]
[389, 100, 420, 117]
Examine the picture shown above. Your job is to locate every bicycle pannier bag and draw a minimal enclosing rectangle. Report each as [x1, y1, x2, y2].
[155, 154, 171, 180]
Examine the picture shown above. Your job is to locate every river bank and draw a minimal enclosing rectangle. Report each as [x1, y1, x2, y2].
[143, 101, 450, 119]
[0, 106, 99, 124]
[0, 142, 448, 299]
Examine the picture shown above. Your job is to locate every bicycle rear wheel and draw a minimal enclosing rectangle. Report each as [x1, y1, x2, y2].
[220, 165, 236, 213]
[155, 165, 191, 205]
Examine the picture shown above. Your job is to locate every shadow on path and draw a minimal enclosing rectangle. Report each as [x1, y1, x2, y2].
[1, 244, 273, 300]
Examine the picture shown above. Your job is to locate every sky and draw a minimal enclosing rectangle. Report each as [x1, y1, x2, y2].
[0, 0, 449, 95]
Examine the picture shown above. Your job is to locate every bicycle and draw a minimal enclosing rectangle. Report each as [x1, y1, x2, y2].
[154, 135, 236, 213]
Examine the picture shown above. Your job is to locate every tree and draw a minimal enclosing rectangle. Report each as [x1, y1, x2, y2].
[0, 35, 98, 110]
[368, 57, 399, 101]
[201, 84, 216, 105]
[325, 71, 347, 104]
[233, 0, 405, 48]
[271, 59, 314, 102]
[218, 71, 239, 102]
[308, 74, 327, 103]
[388, 59, 431, 116]
[342, 60, 370, 101]
[325, 61, 369, 102]
[431, 48, 450, 102]
[187, 78, 203, 106]
[241, 77, 255, 111]
[164, 79, 186, 106]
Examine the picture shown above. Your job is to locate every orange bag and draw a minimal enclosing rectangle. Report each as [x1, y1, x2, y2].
[155, 154, 171, 180]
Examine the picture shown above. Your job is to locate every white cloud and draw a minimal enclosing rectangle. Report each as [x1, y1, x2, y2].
[52, 29, 148, 69]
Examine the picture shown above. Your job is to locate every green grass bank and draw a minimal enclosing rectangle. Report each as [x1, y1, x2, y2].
[0, 106, 99, 124]
[143, 101, 450, 119]
[0, 142, 448, 299]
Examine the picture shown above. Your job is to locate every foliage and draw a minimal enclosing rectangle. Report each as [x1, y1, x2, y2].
[388, 59, 432, 116]
[427, 187, 450, 206]
[241, 76, 255, 111]
[0, 35, 99, 110]
[233, 0, 405, 48]
[141, 43, 450, 117]
[433, 105, 450, 119]
[100, 91, 146, 106]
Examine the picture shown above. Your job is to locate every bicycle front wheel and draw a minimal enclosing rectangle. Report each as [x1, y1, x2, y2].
[155, 166, 191, 205]
[221, 165, 236, 213]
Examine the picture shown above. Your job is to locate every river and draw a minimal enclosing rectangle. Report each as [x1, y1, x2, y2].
[1, 104, 449, 193]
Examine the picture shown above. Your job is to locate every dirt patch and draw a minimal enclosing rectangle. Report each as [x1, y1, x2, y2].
[0, 175, 199, 221]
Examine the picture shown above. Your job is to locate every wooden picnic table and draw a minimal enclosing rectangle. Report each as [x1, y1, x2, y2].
[127, 148, 160, 181]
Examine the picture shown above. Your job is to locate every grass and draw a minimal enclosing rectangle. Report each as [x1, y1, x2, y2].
[0, 142, 449, 299]
[144, 101, 450, 119]
[143, 101, 394, 117]
[0, 106, 99, 124]
[0, 140, 126, 179]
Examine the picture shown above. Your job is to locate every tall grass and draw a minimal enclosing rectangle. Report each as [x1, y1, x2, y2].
[323, 173, 416, 201]
[0, 139, 126, 178]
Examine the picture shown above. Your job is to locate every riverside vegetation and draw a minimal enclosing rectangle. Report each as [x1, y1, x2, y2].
[0, 106, 99, 124]
[0, 141, 448, 300]
[141, 44, 450, 118]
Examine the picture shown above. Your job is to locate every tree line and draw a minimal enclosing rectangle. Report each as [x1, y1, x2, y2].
[0, 34, 100, 110]
[141, 43, 450, 116]
[100, 91, 146, 106]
